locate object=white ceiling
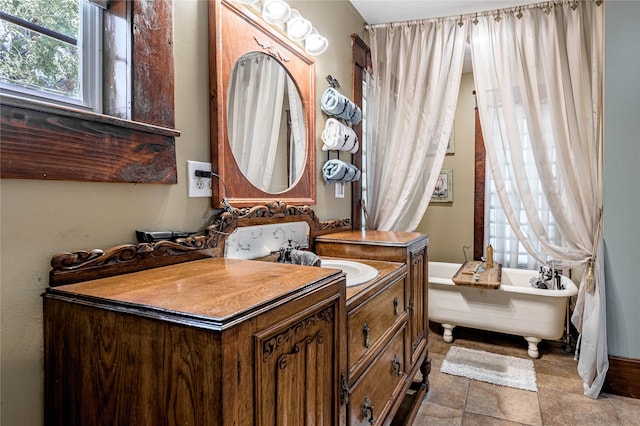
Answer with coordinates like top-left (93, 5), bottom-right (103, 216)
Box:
top-left (349, 0), bottom-right (537, 25)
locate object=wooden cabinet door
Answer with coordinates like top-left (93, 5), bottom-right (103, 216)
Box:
top-left (254, 292), bottom-right (346, 425)
top-left (409, 246), bottom-right (428, 365)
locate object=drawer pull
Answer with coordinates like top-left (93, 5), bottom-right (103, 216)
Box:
top-left (363, 323), bottom-right (370, 348)
top-left (393, 297), bottom-right (399, 316)
top-left (340, 374), bottom-right (350, 405)
top-left (362, 397), bottom-right (376, 424)
top-left (392, 354), bottom-right (403, 376)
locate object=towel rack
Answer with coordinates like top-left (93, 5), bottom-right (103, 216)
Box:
top-left (326, 149), bottom-right (340, 162)
top-left (326, 74), bottom-right (340, 89)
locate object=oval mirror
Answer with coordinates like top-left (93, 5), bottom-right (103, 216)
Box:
top-left (227, 52), bottom-right (306, 193)
top-left (208, 0), bottom-right (316, 207)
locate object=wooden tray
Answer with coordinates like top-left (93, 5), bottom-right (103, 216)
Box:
top-left (451, 261), bottom-right (502, 289)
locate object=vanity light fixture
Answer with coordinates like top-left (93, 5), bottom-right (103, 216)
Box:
top-left (286, 9), bottom-right (313, 41)
top-left (261, 0), bottom-right (291, 25)
top-left (305, 27), bottom-right (328, 56)
top-left (236, 0), bottom-right (328, 55)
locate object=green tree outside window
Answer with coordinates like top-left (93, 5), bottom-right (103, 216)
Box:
top-left (0, 0), bottom-right (81, 100)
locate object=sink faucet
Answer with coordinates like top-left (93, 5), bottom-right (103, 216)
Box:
top-left (271, 239), bottom-right (300, 263)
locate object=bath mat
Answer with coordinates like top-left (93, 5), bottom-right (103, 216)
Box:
top-left (441, 346), bottom-right (537, 392)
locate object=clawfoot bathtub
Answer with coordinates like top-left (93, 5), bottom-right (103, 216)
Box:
top-left (428, 262), bottom-right (578, 358)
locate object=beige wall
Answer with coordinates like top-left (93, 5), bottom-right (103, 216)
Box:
top-left (288, 0), bottom-right (365, 220)
top-left (0, 1), bottom-right (364, 424)
top-left (415, 72), bottom-right (476, 264)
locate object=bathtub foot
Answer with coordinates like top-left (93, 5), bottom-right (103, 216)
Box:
top-left (524, 337), bottom-right (541, 358)
top-left (442, 324), bottom-right (455, 343)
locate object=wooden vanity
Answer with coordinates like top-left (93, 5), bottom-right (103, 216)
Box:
top-left (44, 258), bottom-right (347, 425)
top-left (43, 203), bottom-right (429, 425)
top-left (316, 230), bottom-right (430, 425)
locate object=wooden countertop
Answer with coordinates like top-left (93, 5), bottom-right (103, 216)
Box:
top-left (315, 230), bottom-right (427, 246)
top-left (45, 258), bottom-right (343, 326)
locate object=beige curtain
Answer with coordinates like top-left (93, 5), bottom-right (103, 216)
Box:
top-left (365, 19), bottom-right (466, 231)
top-left (227, 53), bottom-right (286, 192)
top-left (470, 1), bottom-right (605, 398)
top-left (287, 77), bottom-right (305, 187)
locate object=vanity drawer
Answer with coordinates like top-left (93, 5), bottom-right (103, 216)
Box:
top-left (348, 276), bottom-right (406, 374)
top-left (348, 323), bottom-right (408, 425)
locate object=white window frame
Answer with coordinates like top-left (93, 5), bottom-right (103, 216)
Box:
top-left (0, 0), bottom-right (102, 112)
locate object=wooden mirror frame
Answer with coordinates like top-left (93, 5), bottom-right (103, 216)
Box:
top-left (208, 0), bottom-right (316, 207)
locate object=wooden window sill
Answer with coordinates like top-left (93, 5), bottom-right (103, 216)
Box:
top-left (1, 95), bottom-right (180, 184)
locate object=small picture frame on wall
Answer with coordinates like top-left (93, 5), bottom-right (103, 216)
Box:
top-left (446, 124), bottom-right (455, 155)
top-left (432, 169), bottom-right (453, 202)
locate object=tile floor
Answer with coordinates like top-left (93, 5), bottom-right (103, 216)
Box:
top-left (412, 323), bottom-right (640, 425)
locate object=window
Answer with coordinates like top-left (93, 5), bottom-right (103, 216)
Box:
top-left (474, 103), bottom-right (562, 270)
top-left (0, 0), bottom-right (178, 184)
top-left (0, 0), bottom-right (102, 111)
top-left (484, 167), bottom-right (561, 270)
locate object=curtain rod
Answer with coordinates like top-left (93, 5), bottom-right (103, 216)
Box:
top-left (364, 0), bottom-right (602, 30)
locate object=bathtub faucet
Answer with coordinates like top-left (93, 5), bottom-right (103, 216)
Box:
top-left (541, 266), bottom-right (552, 281)
top-left (540, 258), bottom-right (566, 290)
top-left (548, 258), bottom-right (565, 290)
top-left (539, 266), bottom-right (554, 289)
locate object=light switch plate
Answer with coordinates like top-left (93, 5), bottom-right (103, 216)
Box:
top-left (334, 182), bottom-right (345, 198)
top-left (187, 161), bottom-right (212, 197)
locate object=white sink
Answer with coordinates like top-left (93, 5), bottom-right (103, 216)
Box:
top-left (321, 259), bottom-right (379, 287)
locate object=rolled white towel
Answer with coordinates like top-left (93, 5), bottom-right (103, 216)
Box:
top-left (320, 87), bottom-right (362, 125)
top-left (321, 118), bottom-right (359, 153)
top-left (289, 249), bottom-right (321, 267)
top-left (322, 159), bottom-right (361, 184)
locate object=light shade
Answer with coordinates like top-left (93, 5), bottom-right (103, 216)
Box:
top-left (262, 0), bottom-right (291, 25)
top-left (305, 28), bottom-right (328, 56)
top-left (286, 9), bottom-right (312, 41)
